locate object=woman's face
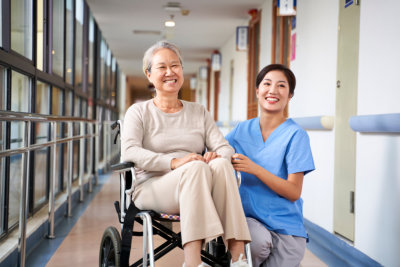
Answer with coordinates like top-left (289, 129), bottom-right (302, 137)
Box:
top-left (146, 48), bottom-right (184, 96)
top-left (256, 70), bottom-right (292, 114)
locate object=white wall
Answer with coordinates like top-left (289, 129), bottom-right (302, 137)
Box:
top-left (258, 0), bottom-right (273, 70)
top-left (354, 1), bottom-right (400, 265)
top-left (289, 0), bottom-right (339, 232)
top-left (218, 27), bottom-right (249, 123)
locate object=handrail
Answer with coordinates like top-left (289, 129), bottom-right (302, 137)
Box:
top-left (0, 110), bottom-right (99, 267)
top-left (216, 116), bottom-right (335, 131)
top-left (0, 110), bottom-right (96, 122)
top-left (349, 113), bottom-right (400, 133)
top-left (292, 116), bottom-right (334, 131)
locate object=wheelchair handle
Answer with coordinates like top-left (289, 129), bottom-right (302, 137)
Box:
top-left (111, 120), bottom-right (119, 130)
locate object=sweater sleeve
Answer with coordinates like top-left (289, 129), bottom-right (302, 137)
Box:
top-left (203, 108), bottom-right (235, 160)
top-left (121, 105), bottom-right (174, 171)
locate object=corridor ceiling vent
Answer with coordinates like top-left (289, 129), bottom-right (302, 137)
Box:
top-left (164, 2), bottom-right (190, 16)
top-left (132, 30), bottom-right (162, 35)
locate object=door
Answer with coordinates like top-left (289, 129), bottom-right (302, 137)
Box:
top-left (334, 0), bottom-right (360, 241)
top-left (247, 10), bottom-right (260, 119)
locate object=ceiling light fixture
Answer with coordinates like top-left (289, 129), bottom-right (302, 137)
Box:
top-left (165, 15), bottom-right (175, 27)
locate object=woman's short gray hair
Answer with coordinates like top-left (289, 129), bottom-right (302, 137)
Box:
top-left (142, 40), bottom-right (183, 75)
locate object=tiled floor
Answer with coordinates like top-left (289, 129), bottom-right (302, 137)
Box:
top-left (45, 173), bottom-right (327, 267)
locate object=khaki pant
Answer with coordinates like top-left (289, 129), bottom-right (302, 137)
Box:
top-left (133, 158), bottom-right (251, 246)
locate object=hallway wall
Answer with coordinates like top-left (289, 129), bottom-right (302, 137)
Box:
top-left (219, 28), bottom-right (249, 123)
top-left (355, 1), bottom-right (400, 265)
top-left (289, 0), bottom-right (339, 234)
top-left (215, 0), bottom-right (399, 266)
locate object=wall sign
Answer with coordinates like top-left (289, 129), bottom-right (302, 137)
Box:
top-left (236, 26), bottom-right (248, 51)
top-left (278, 0), bottom-right (297, 16)
top-left (345, 0), bottom-right (353, 8)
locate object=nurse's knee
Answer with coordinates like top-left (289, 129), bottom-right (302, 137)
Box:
top-left (247, 218), bottom-right (272, 259)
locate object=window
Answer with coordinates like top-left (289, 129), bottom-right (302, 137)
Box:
top-left (52, 86), bottom-right (64, 193)
top-left (75, 0), bottom-right (84, 89)
top-left (11, 71), bottom-right (30, 113)
top-left (88, 14), bottom-right (95, 98)
top-left (65, 0), bottom-right (74, 84)
top-left (34, 81), bottom-right (50, 209)
top-left (0, 2), bottom-right (2, 47)
top-left (111, 57), bottom-right (117, 107)
top-left (52, 0), bottom-right (65, 77)
top-left (0, 66), bottom-right (6, 235)
top-left (99, 38), bottom-right (106, 100)
top-left (37, 0), bottom-right (44, 71)
top-left (11, 0), bottom-right (33, 59)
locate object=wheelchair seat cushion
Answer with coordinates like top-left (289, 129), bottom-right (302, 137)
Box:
top-left (159, 213), bottom-right (180, 221)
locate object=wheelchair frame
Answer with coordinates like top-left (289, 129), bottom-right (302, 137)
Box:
top-left (99, 120), bottom-right (252, 267)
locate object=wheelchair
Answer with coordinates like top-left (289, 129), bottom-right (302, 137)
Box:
top-left (99, 120), bottom-right (252, 267)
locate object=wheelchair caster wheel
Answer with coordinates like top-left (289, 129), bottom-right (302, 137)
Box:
top-left (99, 226), bottom-right (122, 267)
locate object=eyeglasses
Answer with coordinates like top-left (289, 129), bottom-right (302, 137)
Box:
top-left (151, 63), bottom-right (182, 74)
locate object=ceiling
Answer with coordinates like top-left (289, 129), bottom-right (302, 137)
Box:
top-left (86, 0), bottom-right (264, 77)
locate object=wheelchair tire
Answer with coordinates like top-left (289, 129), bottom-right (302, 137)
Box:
top-left (99, 226), bottom-right (122, 267)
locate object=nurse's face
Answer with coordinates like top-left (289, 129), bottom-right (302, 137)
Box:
top-left (146, 48), bottom-right (184, 96)
top-left (256, 70), bottom-right (292, 114)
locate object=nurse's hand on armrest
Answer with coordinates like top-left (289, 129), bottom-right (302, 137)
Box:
top-left (231, 153), bottom-right (259, 175)
top-left (170, 153), bottom-right (206, 170)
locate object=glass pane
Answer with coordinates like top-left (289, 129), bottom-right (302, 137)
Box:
top-left (0, 67), bottom-right (5, 233)
top-left (52, 0), bottom-right (64, 76)
top-left (52, 87), bottom-right (63, 116)
top-left (35, 81), bottom-right (50, 144)
top-left (34, 148), bottom-right (47, 208)
top-left (11, 0), bottom-right (33, 59)
top-left (37, 0), bottom-right (44, 71)
top-left (0, 132), bottom-right (4, 235)
top-left (65, 0), bottom-right (74, 84)
top-left (9, 154), bottom-right (22, 228)
top-left (88, 14), bottom-right (95, 113)
top-left (111, 58), bottom-right (116, 107)
top-left (65, 90), bottom-right (73, 116)
top-left (0, 2), bottom-right (2, 47)
top-left (0, 66), bottom-right (5, 110)
top-left (99, 38), bottom-right (106, 99)
top-left (74, 0), bottom-right (84, 89)
top-left (63, 143), bottom-right (68, 189)
top-left (11, 71), bottom-right (30, 112)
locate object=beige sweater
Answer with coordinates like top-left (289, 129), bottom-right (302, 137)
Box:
top-left (121, 99), bottom-right (234, 184)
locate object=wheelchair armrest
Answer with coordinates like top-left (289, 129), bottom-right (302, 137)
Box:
top-left (111, 162), bottom-right (135, 172)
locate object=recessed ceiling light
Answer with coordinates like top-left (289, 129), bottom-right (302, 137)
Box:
top-left (165, 15), bottom-right (175, 27)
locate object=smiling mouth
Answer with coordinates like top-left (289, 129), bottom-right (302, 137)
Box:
top-left (164, 79), bottom-right (177, 83)
top-left (266, 97), bottom-right (278, 102)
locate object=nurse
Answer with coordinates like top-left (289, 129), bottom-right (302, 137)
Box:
top-left (225, 64), bottom-right (315, 267)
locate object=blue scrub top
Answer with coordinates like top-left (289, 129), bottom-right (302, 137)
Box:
top-left (226, 118), bottom-right (315, 238)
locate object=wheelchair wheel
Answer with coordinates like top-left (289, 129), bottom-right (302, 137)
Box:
top-left (99, 226), bottom-right (121, 267)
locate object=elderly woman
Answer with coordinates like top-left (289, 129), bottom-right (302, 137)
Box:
top-left (121, 40), bottom-right (251, 267)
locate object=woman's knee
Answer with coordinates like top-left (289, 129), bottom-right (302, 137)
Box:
top-left (208, 157), bottom-right (231, 169)
top-left (180, 160), bottom-right (212, 183)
